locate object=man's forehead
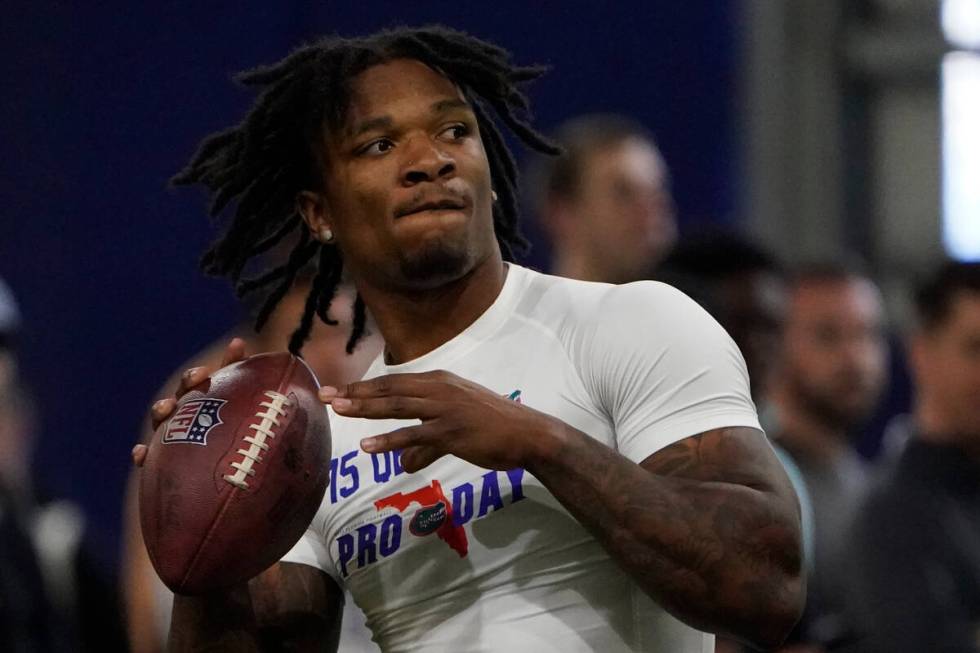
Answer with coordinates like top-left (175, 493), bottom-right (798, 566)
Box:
top-left (791, 283), bottom-right (884, 326)
top-left (949, 291), bottom-right (980, 322)
top-left (342, 59), bottom-right (469, 130)
top-left (585, 137), bottom-right (668, 185)
top-left (344, 98), bottom-right (471, 140)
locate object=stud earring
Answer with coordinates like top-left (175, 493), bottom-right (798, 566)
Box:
top-left (319, 227), bottom-right (334, 243)
top-left (491, 190), bottom-right (498, 202)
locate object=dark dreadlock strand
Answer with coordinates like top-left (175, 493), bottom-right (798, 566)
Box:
top-left (288, 246), bottom-right (342, 355)
top-left (345, 293), bottom-right (367, 355)
top-left (469, 98), bottom-right (526, 261)
top-left (235, 264), bottom-right (290, 298)
top-left (174, 25), bottom-right (560, 355)
top-left (247, 215), bottom-right (302, 262)
top-left (171, 129), bottom-right (238, 186)
top-left (253, 230), bottom-right (318, 332)
top-left (314, 246), bottom-right (343, 327)
top-left (232, 218), bottom-right (304, 297)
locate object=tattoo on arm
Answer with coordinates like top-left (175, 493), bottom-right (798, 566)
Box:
top-left (529, 425), bottom-right (803, 649)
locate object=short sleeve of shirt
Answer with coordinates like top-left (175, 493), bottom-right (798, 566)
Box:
top-left (581, 281), bottom-right (761, 463)
top-left (280, 525), bottom-right (342, 586)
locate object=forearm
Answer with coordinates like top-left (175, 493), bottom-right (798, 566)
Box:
top-left (169, 585), bottom-right (262, 652)
top-left (167, 563), bottom-right (341, 653)
top-left (526, 422), bottom-right (803, 649)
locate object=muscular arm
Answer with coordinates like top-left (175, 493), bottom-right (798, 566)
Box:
top-left (168, 562), bottom-right (343, 652)
top-left (527, 424), bottom-right (804, 650)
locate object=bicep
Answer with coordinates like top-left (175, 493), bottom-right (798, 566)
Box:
top-left (585, 283), bottom-right (760, 463)
top-left (640, 426), bottom-right (805, 594)
top-left (250, 561), bottom-right (345, 653)
top-left (640, 426), bottom-right (799, 512)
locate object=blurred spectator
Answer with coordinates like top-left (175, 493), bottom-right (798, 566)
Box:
top-left (845, 261), bottom-right (980, 653)
top-left (770, 262), bottom-right (888, 648)
top-left (533, 114), bottom-right (677, 283)
top-left (658, 230), bottom-right (788, 402)
top-left (659, 230), bottom-right (815, 653)
top-left (0, 278), bottom-right (31, 506)
top-left (0, 279), bottom-right (20, 352)
top-left (0, 278), bottom-right (76, 652)
top-left (121, 276), bottom-right (381, 653)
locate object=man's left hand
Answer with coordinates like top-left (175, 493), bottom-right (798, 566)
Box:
top-left (318, 371), bottom-right (561, 473)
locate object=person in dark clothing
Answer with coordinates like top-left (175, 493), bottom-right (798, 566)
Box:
top-left (0, 279), bottom-right (67, 652)
top-left (846, 260), bottom-right (980, 653)
top-left (0, 474), bottom-right (58, 653)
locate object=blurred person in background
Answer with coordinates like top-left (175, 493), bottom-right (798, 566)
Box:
top-left (0, 280), bottom-right (32, 506)
top-left (658, 230), bottom-right (817, 653)
top-left (0, 277), bottom-right (77, 652)
top-left (658, 230), bottom-right (788, 404)
top-left (534, 113), bottom-right (677, 283)
top-left (845, 261), bottom-right (980, 653)
top-left (769, 262), bottom-right (889, 649)
top-left (122, 273), bottom-right (381, 653)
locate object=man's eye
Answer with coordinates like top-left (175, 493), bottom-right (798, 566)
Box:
top-left (440, 124), bottom-right (470, 140)
top-left (361, 139), bottom-right (394, 156)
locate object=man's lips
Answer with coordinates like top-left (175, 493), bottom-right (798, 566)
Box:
top-left (394, 198), bottom-right (467, 219)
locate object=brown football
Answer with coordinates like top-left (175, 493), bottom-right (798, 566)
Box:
top-left (139, 352), bottom-right (330, 595)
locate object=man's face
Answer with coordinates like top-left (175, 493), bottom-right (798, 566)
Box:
top-left (912, 291), bottom-right (980, 437)
top-left (568, 138), bottom-right (676, 282)
top-left (718, 271), bottom-right (787, 402)
top-left (782, 277), bottom-right (888, 431)
top-left (308, 59), bottom-right (497, 292)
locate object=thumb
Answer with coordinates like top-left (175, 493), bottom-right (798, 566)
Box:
top-left (131, 444), bottom-right (148, 468)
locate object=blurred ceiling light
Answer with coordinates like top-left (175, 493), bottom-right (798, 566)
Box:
top-left (942, 51), bottom-right (980, 261)
top-left (942, 0), bottom-right (980, 50)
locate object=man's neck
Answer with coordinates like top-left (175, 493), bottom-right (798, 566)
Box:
top-left (552, 249), bottom-right (606, 283)
top-left (915, 403), bottom-right (980, 466)
top-left (359, 253), bottom-right (508, 365)
top-left (772, 391), bottom-right (850, 465)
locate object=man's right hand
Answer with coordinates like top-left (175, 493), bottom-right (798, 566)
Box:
top-left (131, 337), bottom-right (248, 468)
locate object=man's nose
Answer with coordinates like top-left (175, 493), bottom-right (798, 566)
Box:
top-left (401, 138), bottom-right (456, 185)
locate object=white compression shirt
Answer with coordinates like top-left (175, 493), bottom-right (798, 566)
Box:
top-left (283, 264), bottom-right (762, 652)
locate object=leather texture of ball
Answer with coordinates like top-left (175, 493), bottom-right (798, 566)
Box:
top-left (139, 352), bottom-right (330, 595)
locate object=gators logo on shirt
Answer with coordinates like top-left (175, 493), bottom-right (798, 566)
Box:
top-left (375, 480), bottom-right (468, 556)
top-left (409, 501), bottom-right (448, 536)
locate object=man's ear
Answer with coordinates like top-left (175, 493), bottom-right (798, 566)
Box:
top-left (296, 191), bottom-right (332, 239)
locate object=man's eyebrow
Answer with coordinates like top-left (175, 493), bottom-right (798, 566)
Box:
top-left (349, 115), bottom-right (393, 139)
top-left (348, 99), bottom-right (472, 139)
top-left (431, 98), bottom-right (471, 114)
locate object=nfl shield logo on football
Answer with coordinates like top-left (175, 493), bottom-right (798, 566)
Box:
top-left (162, 399), bottom-right (226, 446)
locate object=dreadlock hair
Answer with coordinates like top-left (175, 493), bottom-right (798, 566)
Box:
top-left (173, 26), bottom-right (560, 356)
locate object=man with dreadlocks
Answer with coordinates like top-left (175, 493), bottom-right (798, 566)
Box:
top-left (139, 26), bottom-right (803, 652)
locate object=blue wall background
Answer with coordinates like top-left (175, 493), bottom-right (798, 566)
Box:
top-left (0, 1), bottom-right (737, 574)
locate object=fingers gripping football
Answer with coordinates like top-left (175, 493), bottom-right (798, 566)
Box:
top-left (135, 338), bottom-right (249, 467)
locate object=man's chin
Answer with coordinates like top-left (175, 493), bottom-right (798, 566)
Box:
top-left (398, 242), bottom-right (472, 287)
top-left (805, 393), bottom-right (874, 434)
